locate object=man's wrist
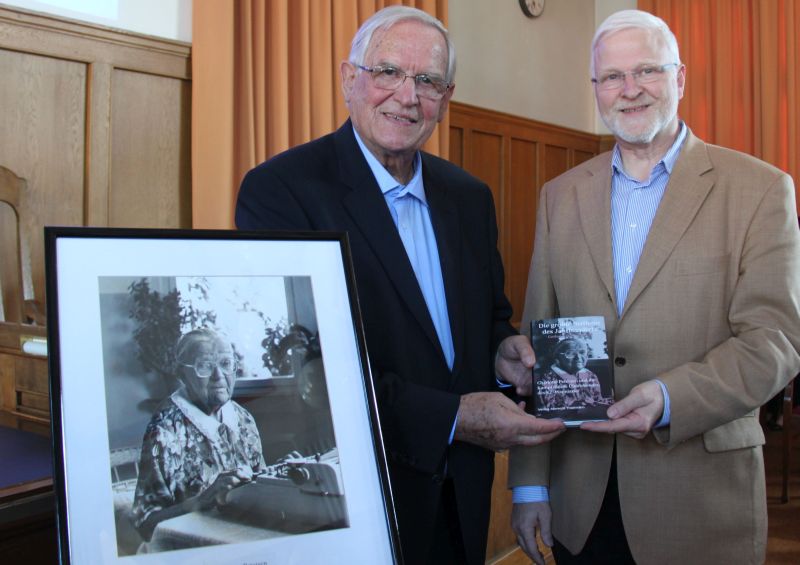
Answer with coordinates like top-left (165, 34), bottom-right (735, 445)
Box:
top-left (494, 349), bottom-right (510, 385)
top-left (512, 485), bottom-right (549, 503)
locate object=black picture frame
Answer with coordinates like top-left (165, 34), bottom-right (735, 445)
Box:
top-left (45, 227), bottom-right (401, 564)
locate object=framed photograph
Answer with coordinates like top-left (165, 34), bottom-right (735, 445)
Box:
top-left (45, 227), bottom-right (401, 564)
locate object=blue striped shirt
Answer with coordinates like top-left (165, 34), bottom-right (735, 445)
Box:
top-left (611, 123), bottom-right (687, 314)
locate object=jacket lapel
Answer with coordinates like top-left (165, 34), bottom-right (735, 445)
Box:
top-left (333, 122), bottom-right (444, 363)
top-left (575, 154), bottom-right (617, 308)
top-left (621, 130), bottom-right (714, 317)
top-left (423, 158), bottom-right (464, 376)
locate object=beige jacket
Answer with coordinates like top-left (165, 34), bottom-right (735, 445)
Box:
top-left (509, 130), bottom-right (800, 565)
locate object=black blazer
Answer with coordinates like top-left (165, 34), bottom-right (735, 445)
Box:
top-left (236, 121), bottom-right (517, 564)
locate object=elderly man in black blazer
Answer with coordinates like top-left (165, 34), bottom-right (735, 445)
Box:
top-left (236, 6), bottom-right (564, 564)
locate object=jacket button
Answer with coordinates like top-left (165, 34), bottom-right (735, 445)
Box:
top-left (432, 474), bottom-right (444, 485)
top-left (614, 356), bottom-right (626, 367)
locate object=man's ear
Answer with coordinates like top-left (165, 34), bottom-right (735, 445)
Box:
top-left (676, 64), bottom-right (687, 100)
top-left (340, 61), bottom-right (356, 103)
top-left (436, 83), bottom-right (455, 123)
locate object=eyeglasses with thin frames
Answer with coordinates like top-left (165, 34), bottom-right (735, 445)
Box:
top-left (355, 63), bottom-right (452, 100)
top-left (180, 356), bottom-right (237, 378)
top-left (591, 63), bottom-right (680, 91)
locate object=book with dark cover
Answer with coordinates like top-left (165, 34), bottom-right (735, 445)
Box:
top-left (530, 316), bottom-right (614, 426)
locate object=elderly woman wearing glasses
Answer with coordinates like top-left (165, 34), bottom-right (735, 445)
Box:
top-left (131, 328), bottom-right (266, 541)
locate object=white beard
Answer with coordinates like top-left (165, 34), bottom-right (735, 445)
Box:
top-left (601, 94), bottom-right (678, 145)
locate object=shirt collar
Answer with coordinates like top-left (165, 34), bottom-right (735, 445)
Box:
top-left (611, 120), bottom-right (688, 180)
top-left (353, 127), bottom-right (427, 204)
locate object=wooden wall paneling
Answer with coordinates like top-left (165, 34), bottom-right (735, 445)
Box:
top-left (108, 69), bottom-right (191, 228)
top-left (573, 149), bottom-right (596, 167)
top-left (449, 125), bottom-right (464, 168)
top-left (598, 134), bottom-right (617, 154)
top-left (0, 4), bottom-right (191, 311)
top-left (543, 144), bottom-right (569, 184)
top-left (506, 138), bottom-right (538, 328)
top-left (0, 323), bottom-right (47, 416)
top-left (0, 47), bottom-right (87, 312)
top-left (0, 7), bottom-right (190, 77)
top-left (0, 5), bottom-right (191, 422)
top-left (15, 391), bottom-right (49, 419)
top-left (465, 131), bottom-right (504, 226)
top-left (449, 102), bottom-right (604, 328)
top-left (86, 62), bottom-right (113, 226)
top-left (0, 354), bottom-right (15, 413)
top-left (0, 202), bottom-right (23, 324)
top-left (485, 451), bottom-right (515, 562)
top-left (15, 352), bottom-right (49, 421)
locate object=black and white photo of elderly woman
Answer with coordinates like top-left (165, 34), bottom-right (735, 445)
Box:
top-left (535, 337), bottom-right (610, 411)
top-left (131, 328), bottom-right (266, 541)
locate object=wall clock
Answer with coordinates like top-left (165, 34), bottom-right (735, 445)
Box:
top-left (519, 0), bottom-right (545, 18)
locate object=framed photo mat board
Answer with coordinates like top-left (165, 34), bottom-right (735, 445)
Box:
top-left (45, 227), bottom-right (401, 564)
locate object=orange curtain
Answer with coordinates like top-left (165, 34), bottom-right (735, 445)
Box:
top-left (192, 0), bottom-right (449, 229)
top-left (639, 0), bottom-right (800, 213)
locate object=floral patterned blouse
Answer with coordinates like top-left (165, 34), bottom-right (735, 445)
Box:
top-left (131, 387), bottom-right (266, 532)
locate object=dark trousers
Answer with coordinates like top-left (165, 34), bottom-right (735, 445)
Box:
top-left (553, 449), bottom-right (636, 565)
top-left (427, 478), bottom-right (468, 564)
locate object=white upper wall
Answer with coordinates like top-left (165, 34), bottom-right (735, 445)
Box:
top-left (0, 0), bottom-right (191, 42)
top-left (448, 0), bottom-right (635, 134)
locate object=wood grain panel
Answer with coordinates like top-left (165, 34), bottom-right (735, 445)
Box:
top-left (0, 6), bottom-right (190, 77)
top-left (449, 126), bottom-right (464, 168)
top-left (599, 134), bottom-right (616, 154)
top-left (449, 102), bottom-right (605, 328)
top-left (14, 356), bottom-right (48, 395)
top-left (467, 131), bottom-right (504, 224)
top-left (0, 48), bottom-right (86, 308)
top-left (0, 202), bottom-right (22, 323)
top-left (16, 416), bottom-right (51, 436)
top-left (0, 354), bottom-right (14, 412)
top-left (544, 144), bottom-right (569, 184)
top-left (486, 451), bottom-right (514, 560)
top-left (574, 149), bottom-right (595, 167)
top-left (506, 138), bottom-right (538, 328)
top-left (16, 391), bottom-right (49, 415)
top-left (0, 5), bottom-right (191, 421)
top-left (109, 69), bottom-right (191, 228)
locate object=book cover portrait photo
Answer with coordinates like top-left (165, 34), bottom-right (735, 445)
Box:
top-left (530, 316), bottom-right (614, 425)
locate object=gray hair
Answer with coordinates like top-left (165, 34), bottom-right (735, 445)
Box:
top-left (175, 327), bottom-right (231, 364)
top-left (348, 5), bottom-right (456, 83)
top-left (591, 9), bottom-right (681, 77)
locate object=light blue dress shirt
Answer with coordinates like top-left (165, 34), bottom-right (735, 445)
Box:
top-left (352, 130), bottom-right (455, 371)
top-left (513, 124), bottom-right (687, 504)
top-left (611, 123), bottom-right (687, 316)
